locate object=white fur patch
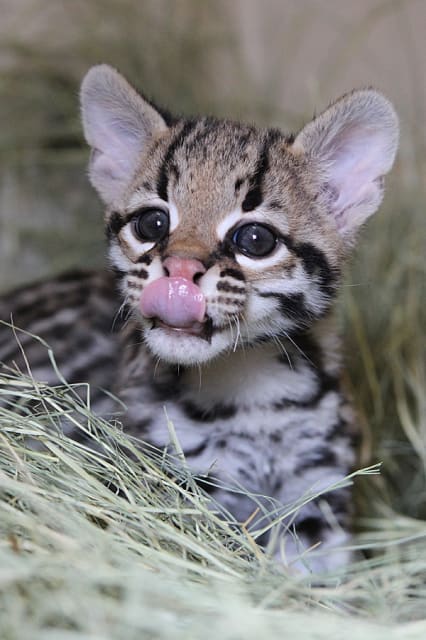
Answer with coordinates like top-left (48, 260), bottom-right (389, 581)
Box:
top-left (109, 242), bottom-right (134, 272)
top-left (144, 325), bottom-right (232, 365)
top-left (216, 208), bottom-right (244, 241)
top-left (198, 265), bottom-right (222, 297)
top-left (119, 224), bottom-right (155, 259)
top-left (168, 199), bottom-right (180, 233)
top-left (145, 256), bottom-right (165, 284)
top-left (185, 343), bottom-right (318, 409)
top-left (127, 194), bottom-right (168, 212)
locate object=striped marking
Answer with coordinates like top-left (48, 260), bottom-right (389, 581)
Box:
top-left (156, 119), bottom-right (197, 201)
top-left (241, 129), bottom-right (281, 212)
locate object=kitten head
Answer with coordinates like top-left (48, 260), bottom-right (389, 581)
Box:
top-left (80, 64), bottom-right (399, 365)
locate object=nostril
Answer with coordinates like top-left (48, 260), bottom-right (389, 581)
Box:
top-left (163, 256), bottom-right (206, 282)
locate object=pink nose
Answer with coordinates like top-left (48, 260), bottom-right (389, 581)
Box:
top-left (163, 256), bottom-right (206, 282)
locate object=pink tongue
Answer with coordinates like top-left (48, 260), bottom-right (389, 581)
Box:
top-left (140, 277), bottom-right (206, 328)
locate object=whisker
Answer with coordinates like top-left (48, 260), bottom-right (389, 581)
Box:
top-left (153, 356), bottom-right (162, 378)
top-left (232, 316), bottom-right (241, 352)
top-left (282, 330), bottom-right (312, 366)
top-left (112, 296), bottom-right (132, 331)
top-left (273, 335), bottom-right (293, 368)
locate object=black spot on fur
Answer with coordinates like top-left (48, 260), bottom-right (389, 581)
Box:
top-left (128, 268), bottom-right (149, 279)
top-left (259, 291), bottom-right (313, 326)
top-left (195, 475), bottom-right (219, 495)
top-left (137, 254), bottom-right (153, 265)
top-left (268, 200), bottom-right (283, 211)
top-left (273, 374), bottom-right (338, 411)
top-left (106, 212), bottom-right (126, 239)
top-left (219, 268), bottom-right (245, 281)
top-left (296, 516), bottom-right (323, 539)
top-left (234, 177), bottom-right (245, 194)
top-left (297, 447), bottom-right (338, 473)
top-left (216, 281), bottom-right (245, 294)
top-left (183, 440), bottom-right (209, 458)
top-left (182, 401), bottom-right (237, 423)
top-left (284, 238), bottom-right (340, 297)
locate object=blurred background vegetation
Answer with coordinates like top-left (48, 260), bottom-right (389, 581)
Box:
top-left (0, 0), bottom-right (425, 525)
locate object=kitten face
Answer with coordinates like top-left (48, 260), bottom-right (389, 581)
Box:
top-left (80, 65), bottom-right (398, 366)
top-left (106, 119), bottom-right (342, 365)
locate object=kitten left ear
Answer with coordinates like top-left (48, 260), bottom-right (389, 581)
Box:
top-left (80, 64), bottom-right (168, 206)
top-left (292, 89), bottom-right (399, 240)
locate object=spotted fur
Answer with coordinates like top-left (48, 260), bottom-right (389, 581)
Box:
top-left (0, 65), bottom-right (399, 573)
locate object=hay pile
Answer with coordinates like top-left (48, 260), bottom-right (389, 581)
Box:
top-left (1, 360), bottom-right (426, 639)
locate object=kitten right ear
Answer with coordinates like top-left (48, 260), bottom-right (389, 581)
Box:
top-left (292, 89), bottom-right (399, 241)
top-left (80, 65), bottom-right (168, 205)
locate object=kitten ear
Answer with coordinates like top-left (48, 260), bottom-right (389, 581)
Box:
top-left (292, 90), bottom-right (399, 240)
top-left (80, 64), bottom-right (168, 205)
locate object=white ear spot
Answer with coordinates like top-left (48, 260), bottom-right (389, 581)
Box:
top-left (80, 64), bottom-right (168, 206)
top-left (293, 90), bottom-right (399, 240)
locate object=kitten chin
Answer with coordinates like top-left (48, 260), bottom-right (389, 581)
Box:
top-left (143, 324), bottom-right (232, 365)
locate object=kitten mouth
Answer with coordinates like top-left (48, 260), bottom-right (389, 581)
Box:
top-left (151, 318), bottom-right (213, 342)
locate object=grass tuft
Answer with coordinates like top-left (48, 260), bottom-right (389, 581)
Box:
top-left (1, 366), bottom-right (426, 639)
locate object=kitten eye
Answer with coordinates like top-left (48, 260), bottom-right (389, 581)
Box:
top-left (132, 208), bottom-right (169, 243)
top-left (231, 223), bottom-right (277, 258)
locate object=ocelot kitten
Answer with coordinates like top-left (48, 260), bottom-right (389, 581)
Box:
top-left (0, 65), bottom-right (398, 573)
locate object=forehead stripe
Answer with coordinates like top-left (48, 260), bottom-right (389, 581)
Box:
top-left (156, 118), bottom-right (197, 202)
top-left (241, 128), bottom-right (281, 213)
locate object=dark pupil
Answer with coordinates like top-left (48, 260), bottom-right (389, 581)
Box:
top-left (133, 209), bottom-right (169, 242)
top-left (232, 224), bottom-right (277, 257)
